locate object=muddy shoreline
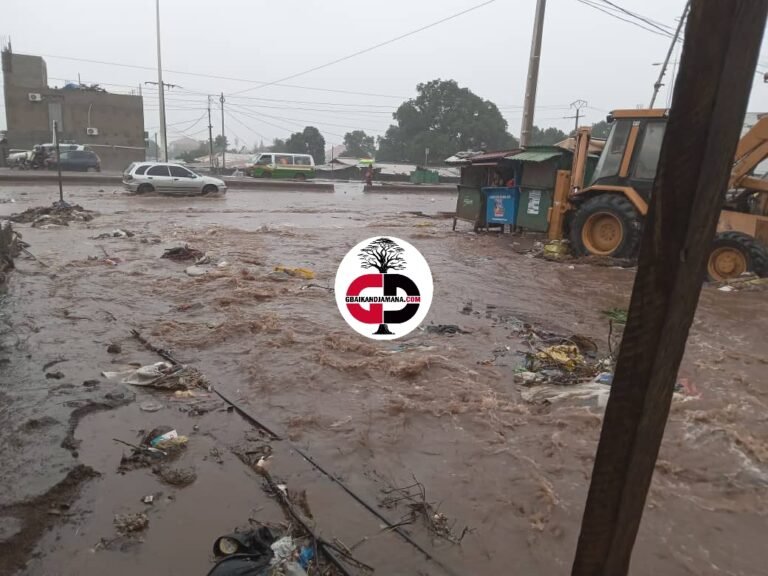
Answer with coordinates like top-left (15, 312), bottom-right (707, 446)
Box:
top-left (0, 184), bottom-right (766, 576)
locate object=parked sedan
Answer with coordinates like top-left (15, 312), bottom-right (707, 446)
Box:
top-left (122, 162), bottom-right (227, 196)
top-left (48, 149), bottom-right (101, 172)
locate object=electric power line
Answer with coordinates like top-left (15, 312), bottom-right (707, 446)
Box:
top-left (225, 110), bottom-right (269, 143)
top-left (573, 0), bottom-right (677, 38)
top-left (229, 0), bottom-right (498, 96)
top-left (228, 107), bottom-right (347, 140)
top-left (596, 0), bottom-right (679, 35)
top-left (226, 102), bottom-right (389, 133)
top-left (37, 53), bottom-right (408, 100)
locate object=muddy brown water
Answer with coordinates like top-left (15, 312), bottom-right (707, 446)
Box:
top-left (0, 184), bottom-right (766, 576)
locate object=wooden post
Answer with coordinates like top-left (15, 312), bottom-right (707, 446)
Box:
top-left (571, 2), bottom-right (768, 575)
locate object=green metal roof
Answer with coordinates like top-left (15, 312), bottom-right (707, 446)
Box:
top-left (505, 150), bottom-right (563, 162)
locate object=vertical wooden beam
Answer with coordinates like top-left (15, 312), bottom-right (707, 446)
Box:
top-left (571, 2), bottom-right (768, 575)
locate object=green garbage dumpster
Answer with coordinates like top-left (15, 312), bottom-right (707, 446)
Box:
top-left (453, 185), bottom-right (484, 230)
top-left (517, 188), bottom-right (553, 232)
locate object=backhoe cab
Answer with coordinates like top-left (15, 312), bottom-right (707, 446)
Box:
top-left (561, 109), bottom-right (768, 280)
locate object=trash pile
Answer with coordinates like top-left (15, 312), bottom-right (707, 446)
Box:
top-left (512, 323), bottom-right (613, 406)
top-left (103, 361), bottom-right (208, 391)
top-left (0, 221), bottom-right (22, 280)
top-left (234, 446), bottom-right (372, 576)
top-left (714, 274), bottom-right (768, 292)
top-left (380, 478), bottom-right (468, 544)
top-left (9, 201), bottom-right (95, 228)
top-left (92, 228), bottom-right (134, 239)
top-left (161, 245), bottom-right (204, 262)
top-left (209, 525), bottom-right (317, 576)
top-left (115, 425), bottom-right (190, 474)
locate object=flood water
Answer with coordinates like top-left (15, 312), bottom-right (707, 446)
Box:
top-left (0, 184), bottom-right (766, 576)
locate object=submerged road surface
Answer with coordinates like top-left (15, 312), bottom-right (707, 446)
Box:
top-left (0, 184), bottom-right (766, 576)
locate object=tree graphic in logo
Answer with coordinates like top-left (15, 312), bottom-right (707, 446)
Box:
top-left (358, 237), bottom-right (406, 335)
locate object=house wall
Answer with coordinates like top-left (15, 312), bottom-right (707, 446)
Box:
top-left (2, 51), bottom-right (145, 170)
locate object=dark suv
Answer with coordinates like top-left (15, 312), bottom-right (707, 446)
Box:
top-left (49, 149), bottom-right (101, 172)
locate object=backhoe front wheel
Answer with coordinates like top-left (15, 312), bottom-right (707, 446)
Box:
top-left (707, 231), bottom-right (768, 281)
top-left (570, 194), bottom-right (642, 258)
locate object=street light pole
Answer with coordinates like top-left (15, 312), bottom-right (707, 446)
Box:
top-left (650, 0), bottom-right (690, 108)
top-left (155, 0), bottom-right (168, 162)
top-left (207, 96), bottom-right (214, 171)
top-left (220, 93), bottom-right (226, 171)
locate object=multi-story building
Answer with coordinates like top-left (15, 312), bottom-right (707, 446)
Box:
top-left (2, 49), bottom-right (145, 170)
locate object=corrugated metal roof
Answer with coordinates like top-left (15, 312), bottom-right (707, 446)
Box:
top-left (505, 150), bottom-right (562, 162)
top-left (467, 149), bottom-right (521, 163)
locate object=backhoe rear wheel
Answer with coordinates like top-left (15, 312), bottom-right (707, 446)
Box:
top-left (570, 194), bottom-right (642, 258)
top-left (707, 231), bottom-right (768, 281)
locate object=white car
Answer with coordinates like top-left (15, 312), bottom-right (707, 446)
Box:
top-left (122, 162), bottom-right (227, 196)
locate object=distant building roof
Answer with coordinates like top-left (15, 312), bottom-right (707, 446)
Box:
top-left (506, 149), bottom-right (563, 163)
top-left (554, 136), bottom-right (605, 155)
top-left (445, 149), bottom-right (522, 165)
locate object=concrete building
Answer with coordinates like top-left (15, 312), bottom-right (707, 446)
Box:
top-left (2, 49), bottom-right (145, 170)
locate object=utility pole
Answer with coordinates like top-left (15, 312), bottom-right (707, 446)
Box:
top-left (220, 92), bottom-right (226, 171)
top-left (564, 99), bottom-right (588, 134)
top-left (649, 0), bottom-right (690, 108)
top-left (155, 0), bottom-right (168, 162)
top-left (207, 96), bottom-right (214, 172)
top-left (53, 120), bottom-right (63, 204)
top-left (520, 0), bottom-right (547, 148)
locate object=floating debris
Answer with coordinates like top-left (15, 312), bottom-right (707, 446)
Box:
top-left (113, 512), bottom-right (149, 534)
top-left (274, 265), bottom-right (315, 280)
top-left (161, 245), bottom-right (204, 262)
top-left (9, 202), bottom-right (95, 227)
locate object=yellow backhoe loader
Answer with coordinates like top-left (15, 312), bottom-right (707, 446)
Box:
top-left (549, 109), bottom-right (768, 280)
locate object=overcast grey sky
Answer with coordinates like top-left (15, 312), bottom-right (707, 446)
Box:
top-left (3, 0), bottom-right (768, 149)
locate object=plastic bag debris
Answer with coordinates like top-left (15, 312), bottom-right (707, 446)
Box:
top-left (92, 229), bottom-right (134, 239)
top-left (298, 546), bottom-right (315, 569)
top-left (102, 362), bottom-right (205, 390)
top-left (521, 381), bottom-right (610, 406)
top-left (185, 265), bottom-right (207, 277)
top-left (543, 240), bottom-right (569, 260)
top-left (594, 372), bottom-right (613, 385)
top-left (274, 265), bottom-right (315, 279)
top-left (139, 400), bottom-right (164, 412)
top-left (150, 429), bottom-right (178, 447)
top-left (103, 361), bottom-right (173, 384)
top-left (535, 345), bottom-right (584, 371)
top-left (283, 563), bottom-right (308, 576)
top-left (270, 536), bottom-right (297, 565)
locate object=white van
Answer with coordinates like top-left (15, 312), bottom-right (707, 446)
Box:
top-left (249, 153), bottom-right (316, 180)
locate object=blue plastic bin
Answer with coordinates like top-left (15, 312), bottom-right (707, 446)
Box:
top-left (482, 187), bottom-right (519, 226)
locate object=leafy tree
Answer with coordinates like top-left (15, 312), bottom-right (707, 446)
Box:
top-left (285, 126), bottom-right (326, 163)
top-left (343, 130), bottom-right (376, 158)
top-left (214, 134), bottom-right (228, 152)
top-left (269, 138), bottom-right (287, 152)
top-left (529, 126), bottom-right (568, 146)
top-left (376, 79), bottom-right (517, 163)
top-left (178, 141), bottom-right (210, 163)
top-left (590, 120), bottom-right (611, 139)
